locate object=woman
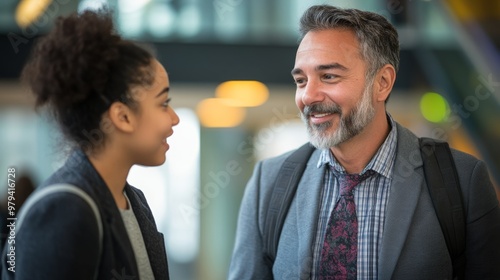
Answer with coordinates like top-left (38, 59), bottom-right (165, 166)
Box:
top-left (2, 10), bottom-right (178, 279)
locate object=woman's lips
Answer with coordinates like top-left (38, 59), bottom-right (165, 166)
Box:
top-left (161, 138), bottom-right (169, 150)
top-left (162, 130), bottom-right (174, 149)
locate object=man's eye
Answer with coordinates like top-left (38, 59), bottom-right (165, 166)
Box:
top-left (294, 78), bottom-right (306, 85)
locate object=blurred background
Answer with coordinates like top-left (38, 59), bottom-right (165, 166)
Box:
top-left (0, 0), bottom-right (499, 279)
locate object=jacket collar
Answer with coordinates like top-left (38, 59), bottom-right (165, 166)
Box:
top-left (378, 123), bottom-right (425, 279)
top-left (297, 122), bottom-right (425, 278)
top-left (60, 149), bottom-right (140, 277)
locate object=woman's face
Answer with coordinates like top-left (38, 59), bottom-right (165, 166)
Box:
top-left (127, 59), bottom-right (179, 166)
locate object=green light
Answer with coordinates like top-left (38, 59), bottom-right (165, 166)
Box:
top-left (420, 92), bottom-right (449, 123)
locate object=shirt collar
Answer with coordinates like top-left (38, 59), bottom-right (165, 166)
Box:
top-left (317, 113), bottom-right (398, 179)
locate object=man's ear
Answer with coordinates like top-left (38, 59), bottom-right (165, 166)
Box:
top-left (107, 102), bottom-right (136, 133)
top-left (374, 64), bottom-right (396, 103)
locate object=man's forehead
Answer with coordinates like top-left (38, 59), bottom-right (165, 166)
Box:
top-left (295, 30), bottom-right (362, 65)
top-left (298, 29), bottom-right (359, 52)
top-left (295, 46), bottom-right (361, 67)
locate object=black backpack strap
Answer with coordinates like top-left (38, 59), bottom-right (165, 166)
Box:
top-left (263, 143), bottom-right (316, 264)
top-left (419, 137), bottom-right (466, 279)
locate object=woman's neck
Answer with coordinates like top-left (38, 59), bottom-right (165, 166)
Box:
top-left (87, 147), bottom-right (132, 209)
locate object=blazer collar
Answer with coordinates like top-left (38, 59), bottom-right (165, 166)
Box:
top-left (66, 150), bottom-right (169, 278)
top-left (378, 123), bottom-right (425, 279)
top-left (295, 148), bottom-right (326, 272)
top-left (289, 122), bottom-right (424, 278)
top-left (125, 186), bottom-right (170, 278)
top-left (63, 149), bottom-right (140, 277)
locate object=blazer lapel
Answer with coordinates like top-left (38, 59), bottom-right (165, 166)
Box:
top-left (126, 187), bottom-right (169, 279)
top-left (378, 124), bottom-right (425, 279)
top-left (295, 149), bottom-right (325, 271)
top-left (99, 189), bottom-right (140, 277)
top-left (72, 151), bottom-right (140, 277)
top-left (107, 209), bottom-right (141, 276)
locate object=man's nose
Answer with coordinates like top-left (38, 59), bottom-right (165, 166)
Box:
top-left (301, 79), bottom-right (325, 106)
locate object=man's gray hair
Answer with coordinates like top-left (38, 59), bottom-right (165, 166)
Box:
top-left (299, 5), bottom-right (400, 79)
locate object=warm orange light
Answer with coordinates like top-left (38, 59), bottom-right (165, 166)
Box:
top-left (215, 80), bottom-right (269, 107)
top-left (16, 0), bottom-right (52, 28)
top-left (196, 98), bottom-right (246, 128)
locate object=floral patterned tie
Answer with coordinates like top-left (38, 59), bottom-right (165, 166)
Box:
top-left (319, 169), bottom-right (375, 280)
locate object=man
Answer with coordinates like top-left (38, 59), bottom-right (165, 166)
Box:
top-left (229, 5), bottom-right (500, 280)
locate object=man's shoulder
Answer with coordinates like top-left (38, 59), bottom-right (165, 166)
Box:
top-left (449, 147), bottom-right (480, 164)
top-left (258, 143), bottom-right (320, 168)
top-left (449, 148), bottom-right (484, 182)
top-left (253, 144), bottom-right (321, 185)
top-left (396, 122), bottom-right (486, 184)
top-left (395, 122), bottom-right (481, 164)
top-left (259, 149), bottom-right (296, 166)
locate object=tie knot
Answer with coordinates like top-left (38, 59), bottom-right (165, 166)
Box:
top-left (335, 169), bottom-right (375, 196)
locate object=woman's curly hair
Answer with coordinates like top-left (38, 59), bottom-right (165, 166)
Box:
top-left (22, 10), bottom-right (154, 151)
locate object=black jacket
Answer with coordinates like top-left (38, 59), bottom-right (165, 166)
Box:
top-left (1, 149), bottom-right (170, 279)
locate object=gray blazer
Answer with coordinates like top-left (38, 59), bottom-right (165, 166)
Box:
top-left (229, 123), bottom-right (500, 280)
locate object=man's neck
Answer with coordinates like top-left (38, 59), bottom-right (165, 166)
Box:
top-left (330, 113), bottom-right (390, 174)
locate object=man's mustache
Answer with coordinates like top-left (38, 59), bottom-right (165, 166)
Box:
top-left (302, 103), bottom-right (342, 117)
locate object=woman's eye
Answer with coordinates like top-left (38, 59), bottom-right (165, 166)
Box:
top-left (162, 98), bottom-right (171, 108)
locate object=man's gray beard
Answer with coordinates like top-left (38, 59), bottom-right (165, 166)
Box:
top-left (301, 84), bottom-right (376, 150)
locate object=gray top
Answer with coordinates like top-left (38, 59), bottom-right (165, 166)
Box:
top-left (120, 193), bottom-right (155, 280)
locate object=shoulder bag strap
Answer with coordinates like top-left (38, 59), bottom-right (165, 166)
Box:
top-left (419, 137), bottom-right (466, 279)
top-left (15, 183), bottom-right (103, 280)
top-left (263, 143), bottom-right (316, 263)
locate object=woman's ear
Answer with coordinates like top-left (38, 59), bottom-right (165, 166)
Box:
top-left (107, 102), bottom-right (136, 133)
top-left (374, 64), bottom-right (396, 103)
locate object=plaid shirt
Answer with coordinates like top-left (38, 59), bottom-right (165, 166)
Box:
top-left (311, 115), bottom-right (398, 279)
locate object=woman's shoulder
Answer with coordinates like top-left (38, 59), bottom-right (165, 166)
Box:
top-left (20, 184), bottom-right (99, 224)
top-left (11, 184), bottom-right (101, 279)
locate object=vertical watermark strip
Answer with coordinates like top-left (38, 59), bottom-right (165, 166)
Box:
top-left (6, 167), bottom-right (17, 272)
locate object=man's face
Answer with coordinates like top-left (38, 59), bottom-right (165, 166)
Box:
top-left (292, 29), bottom-right (375, 149)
